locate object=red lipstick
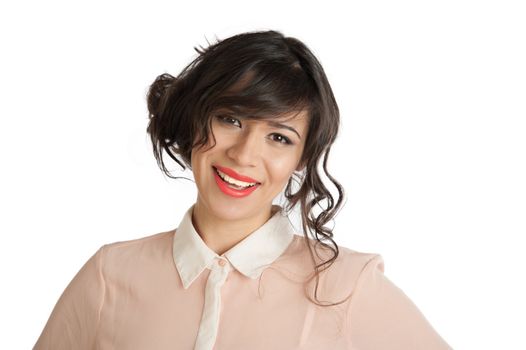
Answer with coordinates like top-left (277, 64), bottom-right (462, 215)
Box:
top-left (214, 165), bottom-right (260, 183)
top-left (213, 171), bottom-right (259, 198)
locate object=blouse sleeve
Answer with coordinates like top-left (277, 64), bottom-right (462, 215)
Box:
top-left (348, 255), bottom-right (453, 349)
top-left (33, 245), bottom-right (106, 350)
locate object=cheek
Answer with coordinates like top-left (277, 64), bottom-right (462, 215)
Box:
top-left (191, 147), bottom-right (209, 179)
top-left (190, 147), bottom-right (201, 167)
top-left (267, 154), bottom-right (300, 183)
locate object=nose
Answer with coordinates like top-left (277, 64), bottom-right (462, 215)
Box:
top-left (226, 129), bottom-right (262, 167)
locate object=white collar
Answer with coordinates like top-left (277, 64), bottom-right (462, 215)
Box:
top-left (172, 204), bottom-right (296, 289)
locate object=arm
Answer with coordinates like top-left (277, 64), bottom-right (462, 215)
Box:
top-left (34, 245), bottom-right (106, 350)
top-left (348, 255), bottom-right (453, 349)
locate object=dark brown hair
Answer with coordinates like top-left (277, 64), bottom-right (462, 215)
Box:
top-left (146, 30), bottom-right (347, 307)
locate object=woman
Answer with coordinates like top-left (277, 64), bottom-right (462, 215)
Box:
top-left (34, 30), bottom-right (452, 349)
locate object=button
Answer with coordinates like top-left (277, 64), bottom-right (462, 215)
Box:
top-left (218, 259), bottom-right (226, 266)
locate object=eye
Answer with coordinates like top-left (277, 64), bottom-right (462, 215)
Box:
top-left (270, 133), bottom-right (293, 145)
top-left (216, 114), bottom-right (241, 128)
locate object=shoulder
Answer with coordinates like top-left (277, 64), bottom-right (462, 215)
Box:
top-left (326, 243), bottom-right (384, 293)
top-left (102, 229), bottom-right (175, 251)
top-left (284, 235), bottom-right (384, 299)
top-left (337, 244), bottom-right (385, 277)
top-left (287, 234), bottom-right (383, 274)
top-left (97, 229), bottom-right (176, 273)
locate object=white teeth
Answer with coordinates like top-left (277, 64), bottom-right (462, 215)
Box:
top-left (215, 168), bottom-right (257, 188)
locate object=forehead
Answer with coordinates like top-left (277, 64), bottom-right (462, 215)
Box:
top-left (214, 69), bottom-right (310, 127)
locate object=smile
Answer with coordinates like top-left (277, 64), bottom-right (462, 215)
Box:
top-left (212, 166), bottom-right (261, 198)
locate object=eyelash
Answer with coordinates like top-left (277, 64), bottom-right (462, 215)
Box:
top-left (216, 115), bottom-right (293, 145)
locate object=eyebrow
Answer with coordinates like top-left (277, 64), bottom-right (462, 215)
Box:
top-left (215, 109), bottom-right (302, 140)
top-left (266, 120), bottom-right (301, 140)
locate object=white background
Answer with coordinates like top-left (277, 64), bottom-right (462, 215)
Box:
top-left (1, 1), bottom-right (525, 349)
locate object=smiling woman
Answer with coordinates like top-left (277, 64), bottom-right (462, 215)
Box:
top-left (34, 30), bottom-right (452, 350)
top-left (190, 107), bottom-right (309, 234)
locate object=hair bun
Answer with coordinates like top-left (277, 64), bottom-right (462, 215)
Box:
top-left (147, 73), bottom-right (176, 118)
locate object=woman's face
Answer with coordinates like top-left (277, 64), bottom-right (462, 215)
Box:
top-left (191, 109), bottom-right (309, 222)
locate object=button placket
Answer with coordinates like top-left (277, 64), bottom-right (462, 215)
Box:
top-left (194, 258), bottom-right (231, 350)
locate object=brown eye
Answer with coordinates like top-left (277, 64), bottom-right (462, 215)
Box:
top-left (217, 115), bottom-right (241, 128)
top-left (270, 133), bottom-right (292, 145)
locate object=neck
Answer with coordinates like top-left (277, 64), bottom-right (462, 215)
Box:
top-left (191, 199), bottom-right (277, 256)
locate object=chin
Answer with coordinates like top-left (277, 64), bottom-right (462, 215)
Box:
top-left (212, 202), bottom-right (257, 221)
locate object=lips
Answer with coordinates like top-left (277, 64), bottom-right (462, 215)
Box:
top-left (212, 166), bottom-right (261, 198)
top-left (213, 165), bottom-right (261, 184)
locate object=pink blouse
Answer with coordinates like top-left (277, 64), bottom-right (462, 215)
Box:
top-left (34, 204), bottom-right (452, 349)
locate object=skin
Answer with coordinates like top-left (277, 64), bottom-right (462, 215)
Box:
top-left (190, 109), bottom-right (309, 255)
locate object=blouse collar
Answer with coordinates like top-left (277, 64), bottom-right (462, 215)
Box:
top-left (172, 204), bottom-right (296, 289)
